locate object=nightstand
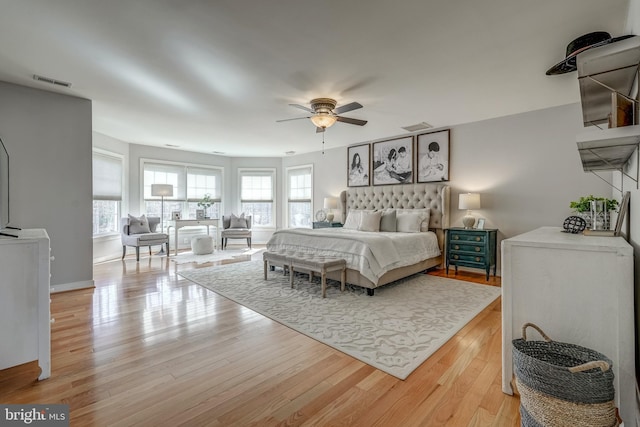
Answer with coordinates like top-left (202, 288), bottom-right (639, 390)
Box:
top-left (312, 222), bottom-right (343, 229)
top-left (445, 227), bottom-right (497, 280)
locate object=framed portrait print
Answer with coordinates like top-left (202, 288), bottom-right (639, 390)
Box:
top-left (171, 211), bottom-right (181, 220)
top-left (196, 209), bottom-right (205, 220)
top-left (476, 218), bottom-right (485, 230)
top-left (347, 143), bottom-right (370, 187)
top-left (416, 129), bottom-right (450, 182)
top-left (371, 136), bottom-right (413, 185)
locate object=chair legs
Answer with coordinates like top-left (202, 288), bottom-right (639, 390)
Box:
top-left (123, 244), bottom-right (169, 261)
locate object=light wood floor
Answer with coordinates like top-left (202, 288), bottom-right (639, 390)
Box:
top-left (0, 246), bottom-right (519, 426)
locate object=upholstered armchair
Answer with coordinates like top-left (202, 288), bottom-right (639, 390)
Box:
top-left (121, 215), bottom-right (169, 261)
top-left (221, 214), bottom-right (252, 249)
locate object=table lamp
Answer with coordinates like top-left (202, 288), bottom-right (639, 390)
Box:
top-left (459, 193), bottom-right (481, 229)
top-left (323, 197), bottom-right (338, 222)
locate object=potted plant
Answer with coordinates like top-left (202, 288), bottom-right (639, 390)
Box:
top-left (198, 193), bottom-right (213, 218)
top-left (569, 195), bottom-right (618, 229)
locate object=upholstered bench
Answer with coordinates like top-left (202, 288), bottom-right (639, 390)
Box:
top-left (191, 235), bottom-right (214, 255)
top-left (263, 250), bottom-right (292, 279)
top-left (288, 253), bottom-right (346, 298)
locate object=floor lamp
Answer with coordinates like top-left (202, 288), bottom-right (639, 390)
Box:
top-left (151, 184), bottom-right (173, 254)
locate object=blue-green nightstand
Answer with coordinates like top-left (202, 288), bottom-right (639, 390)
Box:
top-left (445, 227), bottom-right (497, 280)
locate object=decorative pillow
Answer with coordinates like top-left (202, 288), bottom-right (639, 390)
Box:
top-left (128, 214), bottom-right (151, 234)
top-left (343, 210), bottom-right (362, 230)
top-left (359, 211), bottom-right (382, 232)
top-left (230, 213), bottom-right (247, 228)
top-left (396, 213), bottom-right (422, 233)
top-left (380, 209), bottom-right (397, 232)
top-left (395, 208), bottom-right (431, 232)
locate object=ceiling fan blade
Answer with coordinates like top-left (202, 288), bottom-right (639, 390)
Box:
top-left (276, 116), bottom-right (311, 122)
top-left (336, 116), bottom-right (368, 126)
top-left (333, 102), bottom-right (363, 115)
top-left (289, 103), bottom-right (314, 113)
top-left (316, 126), bottom-right (325, 133)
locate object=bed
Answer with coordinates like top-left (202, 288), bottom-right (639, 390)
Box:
top-left (266, 182), bottom-right (450, 294)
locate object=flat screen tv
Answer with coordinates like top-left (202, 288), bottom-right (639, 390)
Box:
top-left (0, 137), bottom-right (9, 230)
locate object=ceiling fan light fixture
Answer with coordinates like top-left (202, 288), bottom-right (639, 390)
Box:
top-left (310, 113), bottom-right (337, 129)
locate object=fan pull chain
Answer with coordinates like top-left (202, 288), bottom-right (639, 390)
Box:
top-left (322, 131), bottom-right (325, 154)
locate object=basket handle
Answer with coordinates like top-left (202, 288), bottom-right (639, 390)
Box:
top-left (568, 360), bottom-right (611, 373)
top-left (522, 323), bottom-right (552, 342)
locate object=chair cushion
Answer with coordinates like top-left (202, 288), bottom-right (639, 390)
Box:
top-left (230, 213), bottom-right (248, 228)
top-left (137, 232), bottom-right (168, 242)
top-left (221, 228), bottom-right (251, 238)
top-left (128, 214), bottom-right (151, 234)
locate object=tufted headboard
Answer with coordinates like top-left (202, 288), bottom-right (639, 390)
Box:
top-left (339, 183), bottom-right (450, 247)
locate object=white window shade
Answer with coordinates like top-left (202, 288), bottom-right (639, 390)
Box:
top-left (241, 173), bottom-right (273, 202)
top-left (288, 166), bottom-right (312, 201)
top-left (143, 163), bottom-right (184, 200)
top-left (93, 152), bottom-right (122, 201)
top-left (187, 166), bottom-right (222, 202)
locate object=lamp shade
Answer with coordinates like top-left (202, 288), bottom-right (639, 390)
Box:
top-left (310, 113), bottom-right (337, 129)
top-left (323, 197), bottom-right (338, 210)
top-left (459, 193), bottom-right (480, 210)
top-left (151, 184), bottom-right (173, 197)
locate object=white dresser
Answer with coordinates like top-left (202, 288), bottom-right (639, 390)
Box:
top-left (0, 229), bottom-right (51, 380)
top-left (501, 226), bottom-right (636, 424)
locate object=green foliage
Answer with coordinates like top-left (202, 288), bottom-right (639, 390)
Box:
top-left (569, 195), bottom-right (618, 213)
top-left (197, 193), bottom-right (213, 209)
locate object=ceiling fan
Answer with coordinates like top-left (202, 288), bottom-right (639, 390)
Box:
top-left (277, 98), bottom-right (367, 133)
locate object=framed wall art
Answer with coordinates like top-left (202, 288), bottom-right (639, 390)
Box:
top-left (372, 136), bottom-right (413, 185)
top-left (347, 143), bottom-right (370, 187)
top-left (416, 129), bottom-right (450, 182)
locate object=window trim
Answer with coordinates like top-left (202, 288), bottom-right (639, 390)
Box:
top-left (140, 158), bottom-right (224, 218)
top-left (285, 164), bottom-right (313, 228)
top-left (92, 149), bottom-right (124, 237)
top-left (238, 167), bottom-right (276, 228)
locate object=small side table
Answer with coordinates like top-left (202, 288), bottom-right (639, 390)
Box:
top-left (445, 227), bottom-right (497, 280)
top-left (312, 222), bottom-right (343, 229)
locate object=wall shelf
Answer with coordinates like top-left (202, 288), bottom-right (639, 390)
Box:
top-left (578, 36), bottom-right (640, 126)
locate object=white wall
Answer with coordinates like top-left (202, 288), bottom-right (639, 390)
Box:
top-left (283, 103), bottom-right (611, 272)
top-left (0, 81), bottom-right (93, 290)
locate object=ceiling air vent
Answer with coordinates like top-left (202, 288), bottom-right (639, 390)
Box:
top-left (33, 74), bottom-right (72, 88)
top-left (401, 122), bottom-right (433, 133)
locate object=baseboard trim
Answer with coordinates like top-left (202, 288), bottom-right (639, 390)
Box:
top-left (51, 280), bottom-right (95, 294)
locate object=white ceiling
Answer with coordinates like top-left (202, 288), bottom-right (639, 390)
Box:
top-left (0, 0), bottom-right (630, 157)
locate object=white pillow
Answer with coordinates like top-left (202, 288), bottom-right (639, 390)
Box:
top-left (395, 208), bottom-right (431, 232)
top-left (396, 213), bottom-right (422, 233)
top-left (359, 211), bottom-right (382, 232)
top-left (343, 211), bottom-right (362, 230)
top-left (128, 214), bottom-right (151, 234)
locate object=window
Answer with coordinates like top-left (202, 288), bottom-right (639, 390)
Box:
top-left (93, 151), bottom-right (123, 236)
top-left (286, 165), bottom-right (313, 228)
top-left (239, 168), bottom-right (275, 227)
top-left (142, 161), bottom-right (223, 230)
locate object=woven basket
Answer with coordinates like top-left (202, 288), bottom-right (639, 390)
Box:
top-left (513, 323), bottom-right (618, 427)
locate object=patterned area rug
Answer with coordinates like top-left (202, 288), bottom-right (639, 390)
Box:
top-left (177, 260), bottom-right (501, 379)
top-left (170, 248), bottom-right (263, 264)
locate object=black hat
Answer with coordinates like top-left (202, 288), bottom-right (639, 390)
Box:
top-left (546, 31), bottom-right (634, 75)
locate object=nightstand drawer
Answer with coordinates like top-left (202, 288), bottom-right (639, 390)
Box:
top-left (449, 243), bottom-right (485, 254)
top-left (450, 253), bottom-right (486, 264)
top-left (450, 233), bottom-right (486, 243)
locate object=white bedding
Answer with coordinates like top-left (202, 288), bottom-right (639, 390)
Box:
top-left (266, 228), bottom-right (441, 284)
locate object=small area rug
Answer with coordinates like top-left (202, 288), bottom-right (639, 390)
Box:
top-left (171, 248), bottom-right (263, 264)
top-left (178, 260), bottom-right (501, 379)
